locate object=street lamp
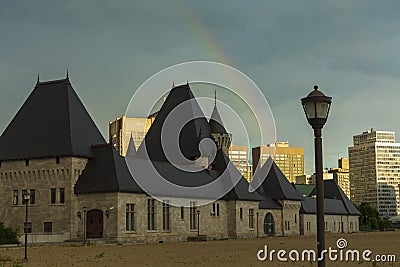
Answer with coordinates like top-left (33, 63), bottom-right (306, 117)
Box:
top-left (197, 210), bottom-right (200, 236)
top-left (83, 207), bottom-right (87, 245)
top-left (256, 212), bottom-right (259, 238)
top-left (23, 191), bottom-right (30, 261)
top-left (301, 85), bottom-right (332, 267)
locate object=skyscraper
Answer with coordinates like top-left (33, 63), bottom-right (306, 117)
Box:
top-left (349, 128), bottom-right (400, 219)
top-left (328, 158), bottom-right (350, 199)
top-left (252, 142), bottom-right (304, 183)
top-left (228, 145), bottom-right (252, 182)
top-left (109, 116), bottom-right (153, 156)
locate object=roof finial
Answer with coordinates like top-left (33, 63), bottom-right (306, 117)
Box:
top-left (214, 89), bottom-right (217, 106)
top-left (187, 78), bottom-right (189, 85)
top-left (66, 68), bottom-right (69, 79)
top-left (172, 81), bottom-right (175, 88)
top-left (36, 73), bottom-right (40, 84)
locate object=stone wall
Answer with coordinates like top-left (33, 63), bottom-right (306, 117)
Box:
top-left (301, 214), bottom-right (359, 235)
top-left (0, 157), bottom-right (88, 242)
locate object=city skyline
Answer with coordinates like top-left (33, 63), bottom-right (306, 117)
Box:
top-left (1, 1), bottom-right (400, 173)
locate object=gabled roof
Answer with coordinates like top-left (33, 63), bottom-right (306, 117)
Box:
top-left (126, 136), bottom-right (136, 157)
top-left (0, 78), bottom-right (105, 161)
top-left (310, 179), bottom-right (360, 216)
top-left (209, 104), bottom-right (228, 134)
top-left (252, 158), bottom-right (304, 201)
top-left (295, 184), bottom-right (316, 197)
top-left (136, 83), bottom-right (211, 163)
top-left (212, 149), bottom-right (263, 201)
top-left (74, 144), bottom-right (144, 194)
top-left (301, 197), bottom-right (350, 215)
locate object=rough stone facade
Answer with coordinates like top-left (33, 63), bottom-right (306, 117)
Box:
top-left (0, 157), bottom-right (87, 243)
top-left (0, 158), bottom-right (360, 244)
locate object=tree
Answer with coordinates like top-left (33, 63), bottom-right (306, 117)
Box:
top-left (356, 202), bottom-right (390, 230)
top-left (0, 222), bottom-right (20, 244)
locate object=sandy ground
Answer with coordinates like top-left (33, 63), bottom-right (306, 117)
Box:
top-left (1, 231), bottom-right (399, 267)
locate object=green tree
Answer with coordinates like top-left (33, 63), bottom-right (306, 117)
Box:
top-left (356, 203), bottom-right (391, 230)
top-left (0, 222), bottom-right (20, 244)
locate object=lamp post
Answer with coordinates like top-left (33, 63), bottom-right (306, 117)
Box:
top-left (197, 210), bottom-right (200, 236)
top-left (83, 207), bottom-right (87, 245)
top-left (23, 191), bottom-right (30, 261)
top-left (301, 85), bottom-right (332, 267)
top-left (256, 212), bottom-right (259, 238)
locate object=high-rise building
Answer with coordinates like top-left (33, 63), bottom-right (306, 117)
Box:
top-left (109, 116), bottom-right (153, 156)
top-left (228, 145), bottom-right (252, 182)
top-left (328, 158), bottom-right (350, 199)
top-left (349, 128), bottom-right (400, 219)
top-left (252, 142), bottom-right (304, 183)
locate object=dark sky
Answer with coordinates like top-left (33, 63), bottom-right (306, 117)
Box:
top-left (1, 0), bottom-right (400, 173)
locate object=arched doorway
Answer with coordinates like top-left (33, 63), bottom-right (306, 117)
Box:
top-left (264, 213), bottom-right (275, 236)
top-left (86, 209), bottom-right (103, 238)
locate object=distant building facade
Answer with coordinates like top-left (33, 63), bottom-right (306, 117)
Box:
top-left (349, 129), bottom-right (400, 219)
top-left (228, 146), bottom-right (252, 182)
top-left (252, 142), bottom-right (304, 183)
top-left (109, 116), bottom-right (153, 155)
top-left (328, 158), bottom-right (350, 199)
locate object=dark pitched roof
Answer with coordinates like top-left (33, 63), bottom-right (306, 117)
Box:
top-left (310, 179), bottom-right (360, 216)
top-left (126, 136), bottom-right (136, 157)
top-left (136, 83), bottom-right (211, 163)
top-left (0, 78), bottom-right (105, 161)
top-left (295, 184), bottom-right (316, 197)
top-left (209, 104), bottom-right (228, 134)
top-left (252, 158), bottom-right (304, 201)
top-left (74, 144), bottom-right (144, 194)
top-left (212, 149), bottom-right (263, 201)
top-left (301, 197), bottom-right (350, 215)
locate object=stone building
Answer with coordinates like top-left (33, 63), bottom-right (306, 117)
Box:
top-left (0, 76), bottom-right (360, 244)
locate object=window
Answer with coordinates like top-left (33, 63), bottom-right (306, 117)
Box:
top-left (249, 209), bottom-right (254, 229)
top-left (190, 201), bottom-right (197, 230)
top-left (284, 221), bottom-right (290, 230)
top-left (239, 208), bottom-right (243, 220)
top-left (13, 190), bottom-right (18, 205)
top-left (44, 222), bottom-right (52, 233)
top-left (295, 214), bottom-right (297, 223)
top-left (216, 203), bottom-right (220, 216)
top-left (24, 222), bottom-right (32, 233)
top-left (50, 188), bottom-right (56, 204)
top-left (25, 159), bottom-right (29, 166)
top-left (162, 201), bottom-right (170, 231)
top-left (126, 204), bottom-right (135, 231)
top-left (147, 199), bottom-right (156, 230)
top-left (59, 188), bottom-right (65, 204)
top-left (180, 206), bottom-right (184, 220)
top-left (56, 157), bottom-right (60, 164)
top-left (212, 203), bottom-right (216, 216)
top-left (22, 190), bottom-right (28, 204)
top-left (30, 189), bottom-right (35, 205)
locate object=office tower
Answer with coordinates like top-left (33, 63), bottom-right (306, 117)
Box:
top-left (328, 158), bottom-right (350, 199)
top-left (109, 116), bottom-right (153, 156)
top-left (252, 142), bottom-right (304, 183)
top-left (349, 128), bottom-right (400, 219)
top-left (228, 145), bottom-right (252, 182)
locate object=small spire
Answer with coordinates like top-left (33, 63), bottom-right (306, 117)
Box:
top-left (66, 68), bottom-right (69, 79)
top-left (187, 78), bottom-right (189, 85)
top-left (36, 73), bottom-right (40, 84)
top-left (172, 81), bottom-right (175, 88)
top-left (214, 89), bottom-right (217, 106)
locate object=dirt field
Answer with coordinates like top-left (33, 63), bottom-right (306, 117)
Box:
top-left (1, 231), bottom-right (399, 267)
